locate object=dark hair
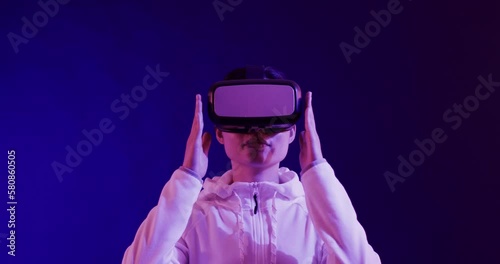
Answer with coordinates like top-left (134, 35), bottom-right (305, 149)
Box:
top-left (223, 65), bottom-right (287, 80)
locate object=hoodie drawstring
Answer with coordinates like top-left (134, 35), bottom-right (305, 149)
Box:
top-left (270, 191), bottom-right (278, 264)
top-left (233, 193), bottom-right (245, 264)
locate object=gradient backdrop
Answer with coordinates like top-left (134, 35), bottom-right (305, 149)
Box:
top-left (1, 0), bottom-right (499, 263)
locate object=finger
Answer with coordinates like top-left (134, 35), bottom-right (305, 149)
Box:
top-left (190, 94), bottom-right (203, 138)
top-left (197, 94), bottom-right (204, 132)
top-left (190, 94), bottom-right (199, 131)
top-left (299, 130), bottom-right (305, 150)
top-left (202, 132), bottom-right (212, 156)
top-left (306, 92), bottom-right (317, 132)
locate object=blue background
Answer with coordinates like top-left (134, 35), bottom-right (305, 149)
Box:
top-left (1, 0), bottom-right (499, 263)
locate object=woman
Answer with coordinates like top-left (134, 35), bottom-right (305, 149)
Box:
top-left (122, 66), bottom-right (381, 264)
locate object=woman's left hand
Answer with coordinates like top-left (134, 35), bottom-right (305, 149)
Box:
top-left (299, 91), bottom-right (324, 170)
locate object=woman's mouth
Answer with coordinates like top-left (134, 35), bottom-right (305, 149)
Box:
top-left (244, 140), bottom-right (270, 150)
top-left (246, 143), bottom-right (268, 150)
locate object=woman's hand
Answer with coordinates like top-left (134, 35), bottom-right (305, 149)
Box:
top-left (299, 92), bottom-right (324, 170)
top-left (182, 94), bottom-right (212, 179)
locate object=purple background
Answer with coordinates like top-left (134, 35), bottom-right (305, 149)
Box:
top-left (1, 0), bottom-right (499, 263)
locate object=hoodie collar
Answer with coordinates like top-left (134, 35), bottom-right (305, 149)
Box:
top-left (201, 167), bottom-right (304, 200)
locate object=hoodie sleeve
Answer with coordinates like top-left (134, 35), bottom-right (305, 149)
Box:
top-left (122, 168), bottom-right (203, 264)
top-left (301, 160), bottom-right (381, 264)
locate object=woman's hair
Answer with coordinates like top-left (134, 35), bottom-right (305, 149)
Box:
top-left (223, 65), bottom-right (286, 80)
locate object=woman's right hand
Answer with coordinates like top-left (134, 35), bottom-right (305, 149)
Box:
top-left (182, 94), bottom-right (212, 180)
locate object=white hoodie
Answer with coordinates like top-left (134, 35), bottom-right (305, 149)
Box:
top-left (122, 160), bottom-right (381, 264)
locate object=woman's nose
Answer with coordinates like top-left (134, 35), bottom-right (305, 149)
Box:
top-left (247, 127), bottom-right (266, 138)
top-left (249, 127), bottom-right (278, 137)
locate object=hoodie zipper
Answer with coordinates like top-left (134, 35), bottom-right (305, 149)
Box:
top-left (253, 193), bottom-right (258, 215)
top-left (253, 185), bottom-right (268, 263)
top-left (252, 184), bottom-right (261, 262)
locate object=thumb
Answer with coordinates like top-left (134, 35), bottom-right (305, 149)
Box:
top-left (299, 131), bottom-right (305, 150)
top-left (202, 132), bottom-right (212, 156)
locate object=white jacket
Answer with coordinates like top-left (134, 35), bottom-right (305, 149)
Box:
top-left (122, 160), bottom-right (381, 264)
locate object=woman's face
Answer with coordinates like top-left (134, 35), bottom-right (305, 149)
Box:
top-left (216, 126), bottom-right (296, 168)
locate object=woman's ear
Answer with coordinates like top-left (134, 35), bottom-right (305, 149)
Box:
top-left (215, 128), bottom-right (224, 144)
top-left (288, 125), bottom-right (296, 144)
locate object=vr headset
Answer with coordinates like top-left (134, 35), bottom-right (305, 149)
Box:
top-left (208, 66), bottom-right (303, 134)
